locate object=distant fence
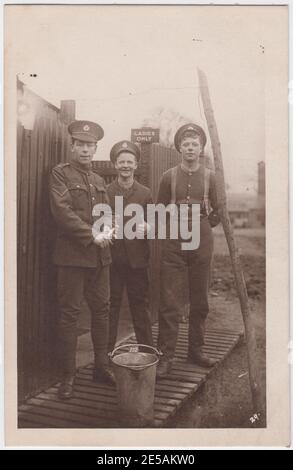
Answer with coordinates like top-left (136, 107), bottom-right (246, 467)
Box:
top-left (149, 145), bottom-right (181, 315)
top-left (91, 160), bottom-right (143, 185)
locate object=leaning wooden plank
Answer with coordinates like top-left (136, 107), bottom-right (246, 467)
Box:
top-left (197, 67), bottom-right (262, 415)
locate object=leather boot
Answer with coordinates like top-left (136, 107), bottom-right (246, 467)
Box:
top-left (93, 366), bottom-right (116, 385)
top-left (156, 359), bottom-right (172, 379)
top-left (188, 348), bottom-right (218, 368)
top-left (58, 380), bottom-right (74, 400)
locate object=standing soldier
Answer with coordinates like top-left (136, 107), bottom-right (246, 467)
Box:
top-left (107, 140), bottom-right (154, 353)
top-left (50, 120), bottom-right (115, 400)
top-left (156, 123), bottom-right (220, 378)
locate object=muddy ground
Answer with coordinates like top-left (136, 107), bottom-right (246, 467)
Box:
top-left (174, 227), bottom-right (266, 428)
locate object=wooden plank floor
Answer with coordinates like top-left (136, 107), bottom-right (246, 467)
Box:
top-left (18, 325), bottom-right (242, 428)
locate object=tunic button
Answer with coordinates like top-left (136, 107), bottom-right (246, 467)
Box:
top-left (76, 185), bottom-right (80, 188)
top-left (188, 184), bottom-right (191, 188)
top-left (92, 197), bottom-right (95, 201)
top-left (90, 184), bottom-right (93, 187)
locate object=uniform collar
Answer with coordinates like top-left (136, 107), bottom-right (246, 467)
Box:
top-left (113, 177), bottom-right (139, 199)
top-left (115, 177), bottom-right (138, 191)
top-left (70, 160), bottom-right (93, 174)
top-left (180, 162), bottom-right (201, 175)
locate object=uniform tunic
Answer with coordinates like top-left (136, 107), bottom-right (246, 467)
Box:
top-left (50, 161), bottom-right (111, 267)
top-left (49, 161), bottom-right (111, 377)
top-left (106, 178), bottom-right (154, 351)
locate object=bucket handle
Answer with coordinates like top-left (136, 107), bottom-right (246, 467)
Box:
top-left (110, 343), bottom-right (160, 359)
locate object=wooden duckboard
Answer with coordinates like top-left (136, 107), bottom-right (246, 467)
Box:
top-left (18, 324), bottom-right (242, 428)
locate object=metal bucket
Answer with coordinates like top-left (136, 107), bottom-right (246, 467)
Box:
top-left (110, 344), bottom-right (159, 427)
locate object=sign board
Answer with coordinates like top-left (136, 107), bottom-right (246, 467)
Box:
top-left (131, 127), bottom-right (160, 144)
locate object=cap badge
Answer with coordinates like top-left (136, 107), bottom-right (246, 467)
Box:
top-left (122, 142), bottom-right (128, 148)
top-left (83, 125), bottom-right (90, 131)
top-left (187, 126), bottom-right (194, 130)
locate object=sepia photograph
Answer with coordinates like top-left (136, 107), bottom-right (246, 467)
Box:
top-left (4, 3), bottom-right (290, 447)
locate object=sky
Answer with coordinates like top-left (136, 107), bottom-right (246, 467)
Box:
top-left (10, 4), bottom-right (270, 193)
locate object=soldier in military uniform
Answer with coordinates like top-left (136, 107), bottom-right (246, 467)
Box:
top-left (107, 140), bottom-right (154, 353)
top-left (156, 123), bottom-right (220, 378)
top-left (49, 120), bottom-right (115, 400)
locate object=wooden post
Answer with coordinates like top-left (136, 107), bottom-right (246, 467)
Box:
top-left (60, 100), bottom-right (76, 163)
top-left (139, 143), bottom-right (151, 187)
top-left (60, 100), bottom-right (76, 124)
top-left (197, 68), bottom-right (263, 415)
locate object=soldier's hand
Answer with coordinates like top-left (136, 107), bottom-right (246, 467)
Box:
top-left (93, 233), bottom-right (111, 248)
top-left (208, 210), bottom-right (221, 228)
top-left (112, 223), bottom-right (120, 240)
top-left (104, 225), bottom-right (115, 241)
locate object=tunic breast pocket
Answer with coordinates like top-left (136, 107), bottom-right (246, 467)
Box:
top-left (68, 182), bottom-right (89, 210)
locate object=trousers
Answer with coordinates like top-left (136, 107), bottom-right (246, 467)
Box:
top-left (57, 264), bottom-right (110, 379)
top-left (108, 259), bottom-right (154, 352)
top-left (157, 218), bottom-right (213, 360)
